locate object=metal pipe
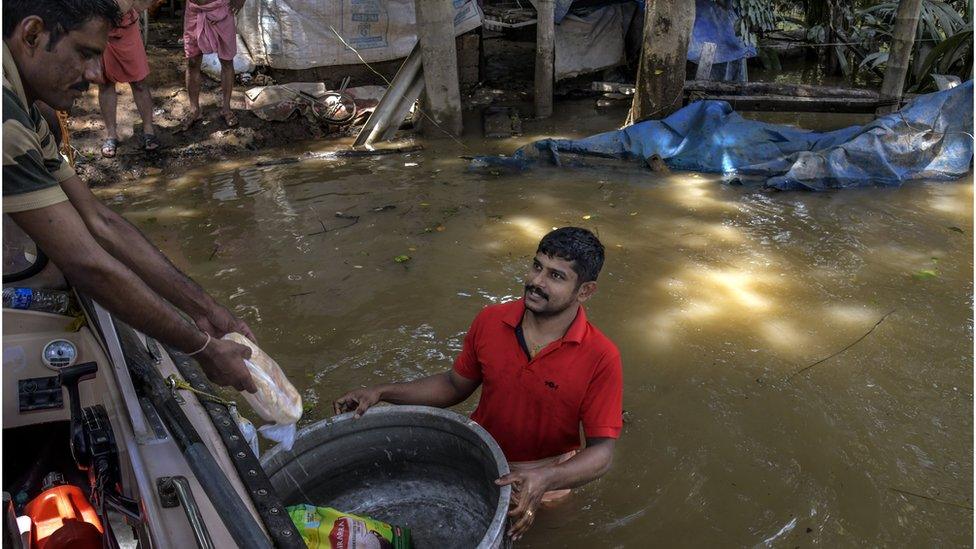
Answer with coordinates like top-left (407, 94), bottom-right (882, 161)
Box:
top-left (170, 476), bottom-right (215, 549)
top-left (354, 44), bottom-right (424, 147)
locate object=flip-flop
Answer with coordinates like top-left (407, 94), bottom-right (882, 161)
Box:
top-left (101, 138), bottom-right (118, 158)
top-left (222, 111), bottom-right (239, 128)
top-left (142, 133), bottom-right (160, 152)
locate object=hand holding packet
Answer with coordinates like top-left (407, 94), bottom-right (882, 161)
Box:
top-left (223, 332), bottom-right (303, 450)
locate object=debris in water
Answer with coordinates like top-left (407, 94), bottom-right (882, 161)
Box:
top-left (394, 255), bottom-right (411, 264)
top-left (646, 154), bottom-right (670, 173)
top-left (372, 205), bottom-right (396, 213)
top-left (912, 269), bottom-right (939, 280)
top-left (582, 215), bottom-right (592, 220)
top-left (947, 226), bottom-right (964, 234)
top-left (783, 309), bottom-right (896, 382)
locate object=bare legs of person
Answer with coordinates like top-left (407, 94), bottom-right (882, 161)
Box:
top-left (99, 80), bottom-right (159, 155)
top-left (180, 55), bottom-right (237, 131)
top-left (130, 79), bottom-right (159, 151)
top-left (98, 82), bottom-right (119, 157)
top-left (180, 54), bottom-right (203, 132)
top-left (219, 58), bottom-right (237, 127)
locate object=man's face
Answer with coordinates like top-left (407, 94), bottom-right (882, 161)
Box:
top-left (524, 252), bottom-right (592, 317)
top-left (16, 17), bottom-right (109, 111)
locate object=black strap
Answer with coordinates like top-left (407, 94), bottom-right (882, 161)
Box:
top-left (167, 349), bottom-right (305, 549)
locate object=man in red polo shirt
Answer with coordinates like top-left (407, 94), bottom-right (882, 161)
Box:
top-left (334, 227), bottom-right (622, 541)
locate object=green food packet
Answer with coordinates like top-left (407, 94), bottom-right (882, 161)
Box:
top-left (286, 504), bottom-right (412, 549)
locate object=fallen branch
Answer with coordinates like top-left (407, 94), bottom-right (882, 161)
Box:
top-left (889, 487), bottom-right (974, 511)
top-left (208, 244), bottom-right (220, 261)
top-left (295, 191), bottom-right (371, 202)
top-left (784, 309), bottom-right (896, 382)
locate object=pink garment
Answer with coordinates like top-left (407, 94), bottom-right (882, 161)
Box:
top-left (103, 10), bottom-right (149, 83)
top-left (508, 450), bottom-right (578, 503)
top-left (183, 0), bottom-right (237, 60)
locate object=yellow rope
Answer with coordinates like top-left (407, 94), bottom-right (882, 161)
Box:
top-left (56, 110), bottom-right (76, 168)
top-left (165, 374), bottom-right (236, 407)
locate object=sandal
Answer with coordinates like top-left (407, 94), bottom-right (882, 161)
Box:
top-left (222, 110), bottom-right (239, 128)
top-left (142, 133), bottom-right (160, 152)
top-left (101, 138), bottom-right (118, 158)
top-left (176, 113), bottom-right (202, 134)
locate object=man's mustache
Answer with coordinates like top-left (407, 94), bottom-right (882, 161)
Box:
top-left (70, 80), bottom-right (90, 92)
top-left (525, 284), bottom-right (549, 300)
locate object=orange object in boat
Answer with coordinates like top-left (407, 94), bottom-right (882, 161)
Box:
top-left (24, 484), bottom-right (103, 549)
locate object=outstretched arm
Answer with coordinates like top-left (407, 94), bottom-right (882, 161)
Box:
top-left (10, 201), bottom-right (256, 392)
top-left (333, 370), bottom-right (480, 417)
top-left (60, 176), bottom-right (254, 341)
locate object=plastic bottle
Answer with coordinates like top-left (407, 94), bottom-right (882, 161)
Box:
top-left (2, 288), bottom-right (71, 315)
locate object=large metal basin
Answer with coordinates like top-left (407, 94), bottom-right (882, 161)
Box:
top-left (261, 405), bottom-right (511, 548)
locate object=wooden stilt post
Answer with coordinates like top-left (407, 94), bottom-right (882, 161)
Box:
top-left (534, 0), bottom-right (555, 119)
top-left (627, 0), bottom-right (695, 124)
top-left (414, 0), bottom-right (463, 137)
top-left (877, 0), bottom-right (923, 114)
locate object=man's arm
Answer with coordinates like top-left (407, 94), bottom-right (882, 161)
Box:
top-left (497, 438), bottom-right (616, 540)
top-left (59, 176), bottom-right (254, 341)
top-left (333, 370), bottom-right (480, 417)
top-left (9, 202), bottom-right (256, 392)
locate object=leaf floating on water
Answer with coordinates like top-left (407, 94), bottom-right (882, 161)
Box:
top-left (629, 211), bottom-right (639, 216)
top-left (947, 226), bottom-right (964, 234)
top-left (435, 225), bottom-right (446, 232)
top-left (912, 269), bottom-right (939, 280)
top-left (582, 215), bottom-right (592, 220)
top-left (394, 255), bottom-right (411, 264)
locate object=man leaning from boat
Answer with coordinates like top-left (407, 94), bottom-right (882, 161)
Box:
top-left (335, 227), bottom-right (623, 541)
top-left (2, 0), bottom-right (256, 393)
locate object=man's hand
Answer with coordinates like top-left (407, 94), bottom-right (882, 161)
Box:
top-left (495, 467), bottom-right (553, 541)
top-left (194, 304), bottom-right (255, 342)
top-left (333, 387), bottom-right (383, 417)
top-left (196, 337), bottom-right (257, 393)
top-left (230, 0), bottom-right (245, 15)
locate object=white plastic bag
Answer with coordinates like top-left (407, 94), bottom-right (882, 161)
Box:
top-left (229, 405), bottom-right (260, 458)
top-left (201, 51), bottom-right (255, 81)
top-left (223, 333), bottom-right (302, 450)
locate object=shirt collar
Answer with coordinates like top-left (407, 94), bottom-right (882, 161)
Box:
top-left (2, 41), bottom-right (29, 109)
top-left (502, 298), bottom-right (588, 344)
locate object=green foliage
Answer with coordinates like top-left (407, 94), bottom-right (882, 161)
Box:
top-left (854, 0), bottom-right (972, 91)
top-left (729, 0), bottom-right (779, 46)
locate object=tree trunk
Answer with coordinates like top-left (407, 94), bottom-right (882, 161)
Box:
top-left (415, 0), bottom-right (463, 137)
top-left (878, 0), bottom-right (924, 114)
top-left (627, 0), bottom-right (695, 124)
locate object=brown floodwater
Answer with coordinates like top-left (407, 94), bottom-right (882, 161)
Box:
top-left (95, 102), bottom-right (973, 547)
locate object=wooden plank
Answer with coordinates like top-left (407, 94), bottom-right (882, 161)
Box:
top-left (534, 0), bottom-right (555, 118)
top-left (684, 80), bottom-right (881, 99)
top-left (695, 42), bottom-right (717, 80)
top-left (698, 94), bottom-right (897, 113)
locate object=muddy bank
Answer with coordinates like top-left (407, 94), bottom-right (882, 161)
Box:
top-left (67, 19), bottom-right (548, 186)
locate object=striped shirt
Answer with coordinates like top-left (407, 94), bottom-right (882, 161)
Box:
top-left (2, 42), bottom-right (73, 213)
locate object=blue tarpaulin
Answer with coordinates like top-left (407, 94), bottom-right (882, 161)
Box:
top-left (470, 81), bottom-right (974, 191)
top-left (688, 0), bottom-right (756, 64)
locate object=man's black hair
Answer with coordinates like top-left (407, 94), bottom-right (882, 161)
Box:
top-left (537, 227), bottom-right (605, 284)
top-left (3, 0), bottom-right (121, 47)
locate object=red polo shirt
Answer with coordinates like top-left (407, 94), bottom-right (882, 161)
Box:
top-left (454, 299), bottom-right (623, 462)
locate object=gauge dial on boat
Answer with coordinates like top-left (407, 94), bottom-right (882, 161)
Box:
top-left (42, 339), bottom-right (77, 370)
